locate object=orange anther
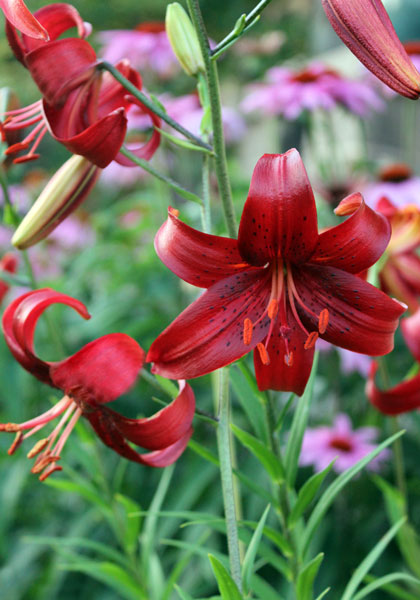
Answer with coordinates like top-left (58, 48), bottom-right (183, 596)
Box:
top-left (284, 352), bottom-right (294, 367)
top-left (39, 465), bottom-right (62, 482)
top-left (27, 438), bottom-right (49, 459)
top-left (304, 331), bottom-right (318, 350)
top-left (267, 298), bottom-right (278, 320)
top-left (318, 309), bottom-right (329, 334)
top-left (256, 342), bottom-right (270, 365)
top-left (169, 206), bottom-right (180, 217)
top-left (8, 431), bottom-right (23, 455)
top-left (243, 318), bottom-right (253, 345)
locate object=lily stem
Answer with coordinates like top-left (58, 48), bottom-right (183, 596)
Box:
top-left (216, 367), bottom-right (243, 591)
top-left (119, 147), bottom-right (203, 205)
top-left (391, 417), bottom-right (408, 505)
top-left (98, 62), bottom-right (212, 151)
top-left (186, 0), bottom-right (237, 237)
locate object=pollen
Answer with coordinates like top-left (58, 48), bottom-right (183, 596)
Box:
top-left (318, 309), bottom-right (329, 334)
top-left (7, 431), bottom-right (23, 455)
top-left (257, 342), bottom-right (270, 365)
top-left (304, 331), bottom-right (318, 350)
top-left (243, 318), bottom-right (253, 345)
top-left (27, 438), bottom-right (49, 459)
top-left (267, 298), bottom-right (278, 320)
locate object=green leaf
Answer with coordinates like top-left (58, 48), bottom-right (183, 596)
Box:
top-left (188, 439), bottom-right (220, 466)
top-left (231, 364), bottom-right (268, 442)
top-left (174, 585), bottom-right (195, 600)
top-left (289, 460), bottom-right (336, 528)
top-left (314, 589), bottom-right (330, 600)
top-left (232, 13), bottom-right (247, 35)
top-left (301, 429), bottom-right (405, 556)
top-left (156, 127), bottom-right (213, 155)
top-left (251, 574), bottom-right (285, 600)
top-left (241, 505), bottom-right (270, 593)
top-left (149, 94), bottom-right (167, 113)
top-left (341, 517), bottom-right (406, 600)
top-left (352, 573), bottom-right (420, 600)
top-left (208, 554), bottom-right (243, 600)
top-left (363, 574), bottom-right (420, 600)
top-left (45, 478), bottom-right (110, 512)
top-left (231, 424), bottom-right (284, 483)
top-left (114, 493), bottom-right (142, 555)
top-left (154, 374), bottom-right (179, 397)
top-left (284, 352), bottom-right (319, 487)
top-left (242, 521), bottom-right (292, 557)
top-left (296, 553), bottom-right (324, 600)
top-left (24, 535), bottom-right (127, 567)
top-left (274, 393), bottom-right (295, 432)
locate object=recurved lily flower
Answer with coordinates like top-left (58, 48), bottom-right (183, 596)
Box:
top-left (147, 149), bottom-right (405, 395)
top-left (2, 4), bottom-right (160, 166)
top-left (1, 289), bottom-right (195, 481)
top-left (322, 0), bottom-right (420, 99)
top-left (367, 309), bottom-right (420, 415)
top-left (374, 196), bottom-right (420, 313)
top-left (0, 0), bottom-right (47, 39)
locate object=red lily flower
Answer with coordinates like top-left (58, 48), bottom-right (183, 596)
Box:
top-left (0, 252), bottom-right (18, 302)
top-left (322, 0), bottom-right (420, 99)
top-left (2, 4), bottom-right (160, 166)
top-left (375, 196), bottom-right (420, 313)
top-left (367, 309), bottom-right (420, 414)
top-left (1, 0), bottom-right (48, 40)
top-left (147, 150), bottom-right (405, 396)
top-left (1, 289), bottom-right (195, 481)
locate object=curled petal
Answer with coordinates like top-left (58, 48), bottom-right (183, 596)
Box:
top-left (0, 253), bottom-right (18, 303)
top-left (401, 309), bottom-right (420, 363)
top-left (238, 150), bottom-right (318, 266)
top-left (254, 307), bottom-right (315, 396)
top-left (322, 0), bottom-right (420, 99)
top-left (0, 0), bottom-right (48, 39)
top-left (153, 209), bottom-right (250, 288)
top-left (311, 193), bottom-right (390, 273)
top-left (50, 334), bottom-right (144, 405)
top-left (147, 269), bottom-right (272, 380)
top-left (294, 265), bottom-right (406, 355)
top-left (367, 363), bottom-right (420, 415)
top-left (2, 288), bottom-right (90, 384)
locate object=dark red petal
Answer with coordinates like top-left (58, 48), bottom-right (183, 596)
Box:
top-left (86, 409), bottom-right (192, 467)
top-left (97, 61), bottom-right (142, 117)
top-left (0, 0), bottom-right (48, 39)
top-left (153, 209), bottom-right (250, 289)
top-left (50, 334), bottom-right (144, 404)
top-left (2, 288), bottom-right (90, 384)
top-left (380, 259), bottom-right (420, 314)
top-left (0, 252), bottom-right (17, 303)
top-left (401, 309), bottom-right (420, 362)
top-left (238, 150), bottom-right (318, 266)
top-left (26, 39), bottom-right (98, 106)
top-left (44, 102), bottom-right (128, 168)
top-left (114, 102), bottom-right (161, 164)
top-left (311, 193), bottom-right (391, 273)
top-left (367, 363), bottom-right (420, 415)
top-left (293, 264), bottom-right (406, 355)
top-left (147, 268), bottom-right (272, 379)
top-left (254, 307), bottom-right (315, 395)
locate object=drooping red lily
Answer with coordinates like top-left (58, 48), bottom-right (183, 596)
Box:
top-left (0, 0), bottom-right (48, 40)
top-left (147, 150), bottom-right (405, 395)
top-left (374, 196), bottom-right (420, 313)
top-left (1, 289), bottom-right (195, 481)
top-left (322, 0), bottom-right (420, 99)
top-left (2, 3), bottom-right (160, 166)
top-left (367, 309), bottom-right (420, 414)
top-left (0, 252), bottom-right (18, 302)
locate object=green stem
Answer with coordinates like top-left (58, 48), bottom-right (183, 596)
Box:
top-left (216, 368), bottom-right (242, 591)
top-left (187, 0), bottom-right (237, 237)
top-left (98, 62), bottom-right (212, 152)
top-left (211, 0), bottom-right (273, 58)
top-left (119, 147), bottom-right (203, 205)
top-left (201, 153), bottom-right (212, 233)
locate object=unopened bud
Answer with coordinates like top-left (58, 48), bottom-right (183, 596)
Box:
top-left (12, 155), bottom-right (99, 249)
top-left (165, 3), bottom-right (205, 77)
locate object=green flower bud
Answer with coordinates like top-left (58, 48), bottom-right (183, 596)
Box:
top-left (166, 3), bottom-right (205, 77)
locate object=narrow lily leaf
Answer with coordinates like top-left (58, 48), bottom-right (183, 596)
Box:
top-left (156, 127), bottom-right (213, 155)
top-left (154, 374), bottom-right (179, 398)
top-left (188, 439), bottom-right (220, 466)
top-left (231, 364), bottom-right (268, 442)
top-left (296, 553), bottom-right (324, 600)
top-left (45, 478), bottom-right (110, 512)
top-left (231, 423), bottom-right (284, 483)
top-left (233, 13), bottom-right (247, 35)
top-left (289, 460), bottom-right (336, 529)
top-left (242, 521), bottom-right (292, 557)
top-left (352, 573), bottom-right (420, 600)
top-left (301, 429), bottom-right (405, 556)
top-left (241, 504), bottom-right (270, 594)
top-left (341, 517), bottom-right (406, 600)
top-left (284, 352), bottom-right (319, 487)
top-left (374, 476), bottom-right (420, 578)
top-left (114, 493), bottom-right (142, 555)
top-left (363, 574), bottom-right (420, 600)
top-left (174, 585), bottom-right (195, 600)
top-left (233, 469), bottom-right (278, 506)
top-left (314, 589), bottom-right (331, 600)
top-left (24, 535), bottom-right (127, 567)
top-left (208, 554), bottom-right (243, 600)
top-left (251, 574), bottom-right (285, 600)
top-left (161, 539), bottom-right (228, 566)
top-left (274, 393), bottom-right (295, 432)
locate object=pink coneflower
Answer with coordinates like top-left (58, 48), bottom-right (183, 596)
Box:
top-left (363, 164), bottom-right (420, 209)
top-left (300, 414), bottom-right (389, 473)
top-left (241, 63), bottom-right (384, 120)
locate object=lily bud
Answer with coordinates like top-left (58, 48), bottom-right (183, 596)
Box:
top-left (165, 3), bottom-right (205, 77)
top-left (322, 0), bottom-right (420, 99)
top-left (12, 155), bottom-right (100, 249)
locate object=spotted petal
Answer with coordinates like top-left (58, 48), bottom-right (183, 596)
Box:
top-left (238, 150), bottom-right (318, 266)
top-left (367, 364), bottom-right (420, 415)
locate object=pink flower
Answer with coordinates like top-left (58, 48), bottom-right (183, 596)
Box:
top-left (300, 414), bottom-right (389, 473)
top-left (98, 23), bottom-right (179, 81)
top-left (241, 63), bottom-right (383, 120)
top-left (363, 164), bottom-right (420, 209)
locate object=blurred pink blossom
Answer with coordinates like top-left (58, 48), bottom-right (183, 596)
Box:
top-left (317, 338), bottom-right (372, 376)
top-left (241, 63), bottom-right (384, 120)
top-left (363, 163), bottom-right (420, 208)
top-left (300, 414), bottom-right (389, 473)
